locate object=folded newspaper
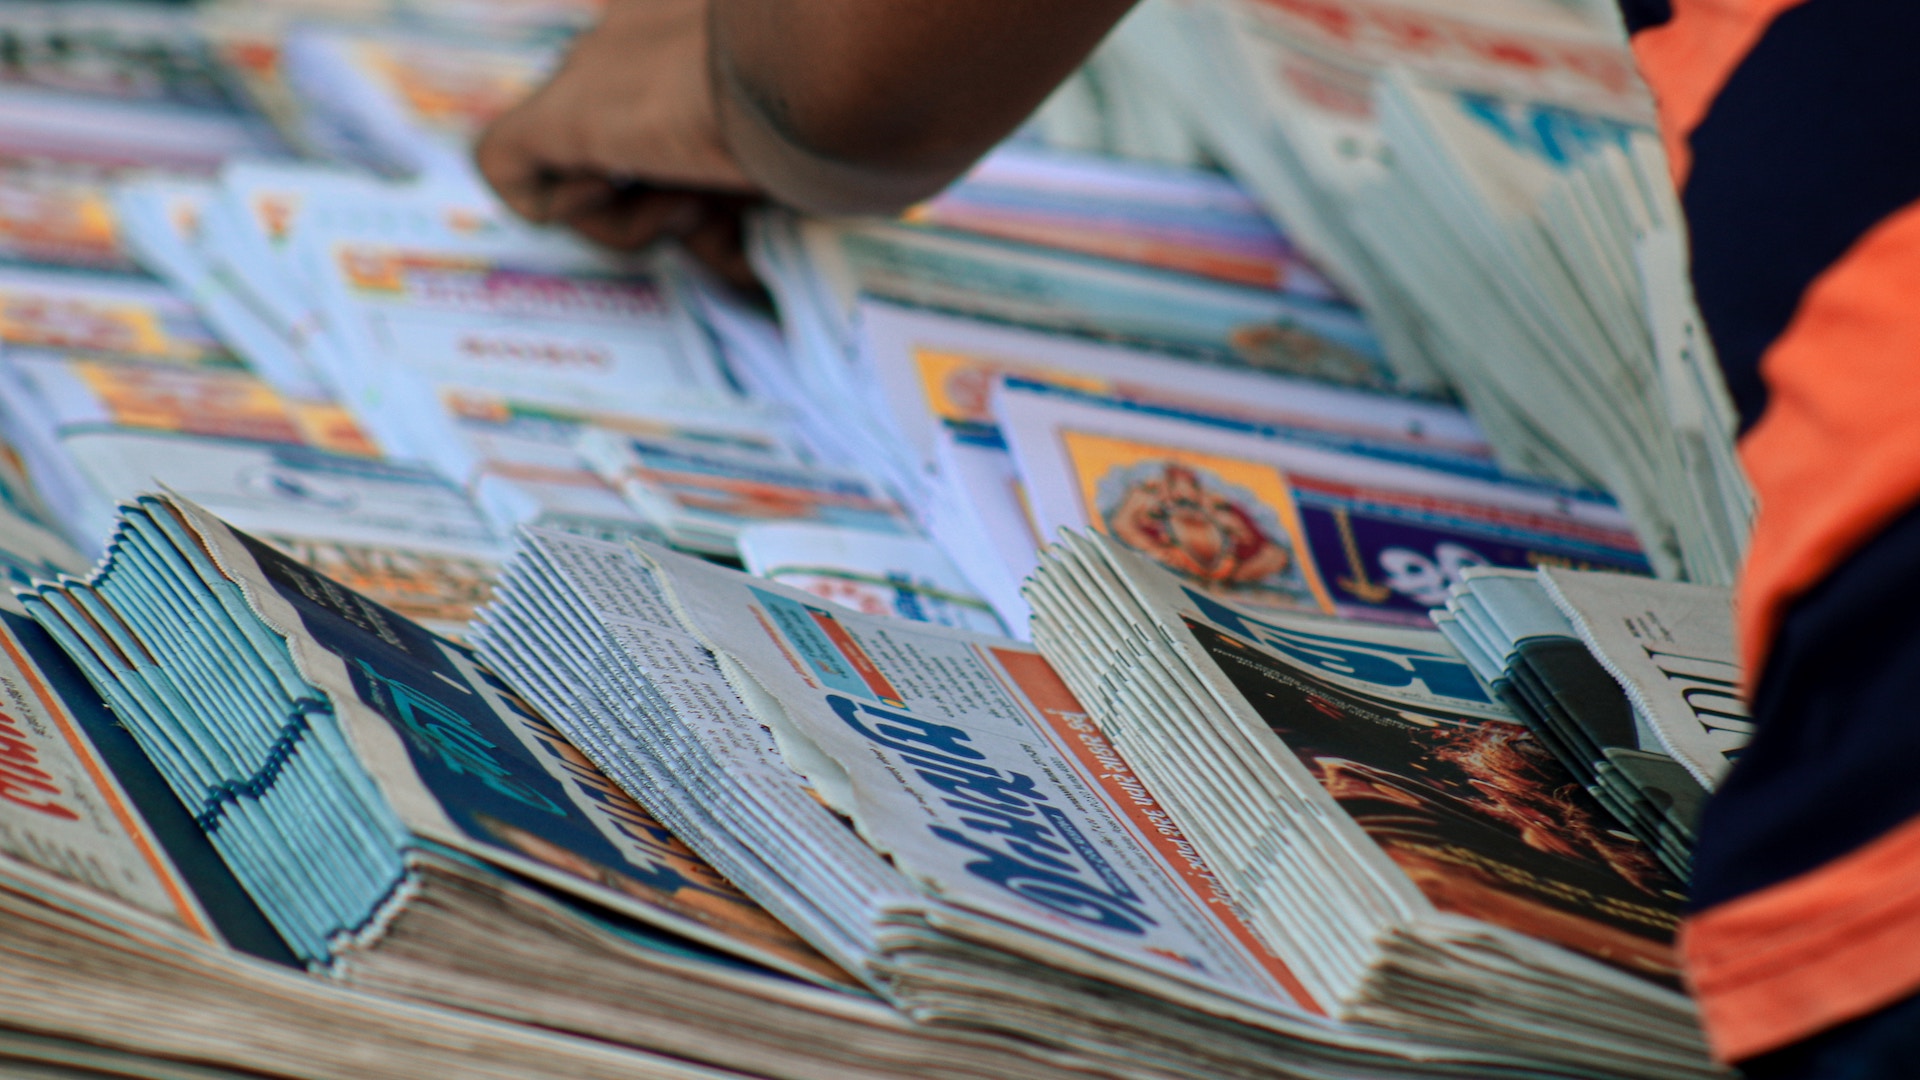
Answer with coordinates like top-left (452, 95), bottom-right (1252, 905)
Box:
top-left (1433, 567), bottom-right (1746, 878)
top-left (474, 524), bottom-right (1717, 1078)
top-left (580, 428), bottom-right (912, 557)
top-left (1025, 531), bottom-right (1713, 1075)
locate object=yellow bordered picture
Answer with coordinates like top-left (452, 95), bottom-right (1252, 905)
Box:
top-left (1060, 428), bottom-right (1335, 613)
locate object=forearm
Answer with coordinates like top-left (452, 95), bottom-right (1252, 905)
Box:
top-left (710, 0), bottom-right (1138, 215)
top-left (476, 0), bottom-right (1139, 252)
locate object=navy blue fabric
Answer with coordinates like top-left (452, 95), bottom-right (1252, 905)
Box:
top-left (1617, 0), bottom-right (1672, 34)
top-left (1681, 0), bottom-right (1920, 434)
top-left (1689, 497), bottom-right (1920, 910)
top-left (1611, 0), bottom-right (1920, 1065)
top-left (1739, 986), bottom-right (1920, 1076)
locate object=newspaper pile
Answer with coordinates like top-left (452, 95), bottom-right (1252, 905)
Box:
top-left (0, 0), bottom-right (1752, 1073)
top-left (0, 500), bottom-right (866, 1080)
top-left (1434, 567), bottom-right (1746, 879)
top-left (1025, 530), bottom-right (1710, 1074)
top-left (744, 198), bottom-right (1665, 638)
top-left (1121, 0), bottom-right (1752, 584)
top-left (471, 523), bottom-right (1717, 1078)
top-left (27, 491), bottom-right (1158, 1080)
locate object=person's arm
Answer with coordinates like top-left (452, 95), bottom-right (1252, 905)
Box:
top-left (710, 0), bottom-right (1137, 215)
top-left (475, 0), bottom-right (1136, 248)
top-left (475, 0), bottom-right (750, 251)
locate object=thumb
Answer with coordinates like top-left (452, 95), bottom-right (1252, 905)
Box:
top-left (475, 97), bottom-right (573, 222)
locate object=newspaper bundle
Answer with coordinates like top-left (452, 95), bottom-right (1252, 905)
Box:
top-left (474, 523), bottom-right (1717, 1078)
top-left (1025, 530), bottom-right (1712, 1075)
top-left (0, 504), bottom-right (831, 1080)
top-left (1126, 0), bottom-right (1752, 583)
top-left (1434, 567), bottom-right (1745, 877)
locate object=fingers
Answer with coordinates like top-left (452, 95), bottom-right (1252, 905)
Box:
top-left (555, 188), bottom-right (763, 292)
top-left (480, 115), bottom-right (749, 260)
top-left (681, 201), bottom-right (761, 291)
top-left (474, 0), bottom-right (759, 243)
top-left (539, 174), bottom-right (621, 223)
top-left (474, 100), bottom-right (564, 221)
top-left (472, 8), bottom-right (762, 279)
top-left (560, 188), bottom-right (704, 249)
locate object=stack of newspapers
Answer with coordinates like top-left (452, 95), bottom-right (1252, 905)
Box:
top-left (0, 488), bottom-right (1720, 1078)
top-left (0, 499), bottom-right (858, 1079)
top-left (1435, 567), bottom-right (1747, 879)
top-left (0, 0), bottom-right (1759, 1076)
top-left (1025, 533), bottom-right (1705, 1066)
top-left (1120, 0), bottom-right (1753, 584)
top-left (472, 519), bottom-right (1714, 1077)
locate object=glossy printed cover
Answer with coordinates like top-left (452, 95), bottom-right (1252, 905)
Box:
top-left (1180, 610), bottom-right (1684, 984)
top-left (214, 515), bottom-right (847, 985)
top-left (1091, 530), bottom-right (1687, 987)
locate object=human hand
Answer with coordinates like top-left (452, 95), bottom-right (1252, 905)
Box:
top-left (474, 0), bottom-right (759, 254)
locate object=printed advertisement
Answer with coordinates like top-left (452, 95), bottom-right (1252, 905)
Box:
top-left (1178, 605), bottom-right (1684, 985)
top-left (1058, 429), bottom-right (1646, 622)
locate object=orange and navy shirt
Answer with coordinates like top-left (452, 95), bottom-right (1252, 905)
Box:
top-left (1621, 0), bottom-right (1920, 1065)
